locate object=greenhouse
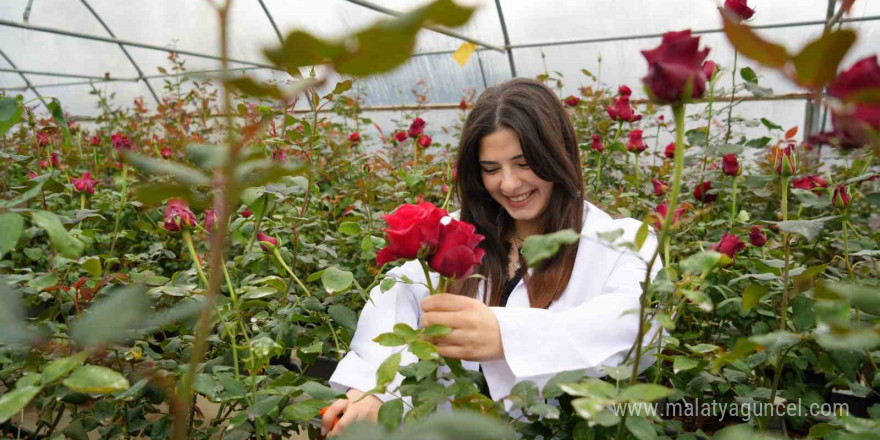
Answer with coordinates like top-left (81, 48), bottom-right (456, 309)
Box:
top-left (0, 0), bottom-right (878, 439)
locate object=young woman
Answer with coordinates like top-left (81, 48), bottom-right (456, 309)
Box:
top-left (321, 78), bottom-right (662, 436)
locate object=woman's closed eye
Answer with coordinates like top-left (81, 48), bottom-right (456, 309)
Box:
top-left (482, 163), bottom-right (529, 174)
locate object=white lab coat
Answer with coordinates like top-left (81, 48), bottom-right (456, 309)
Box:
top-left (328, 200), bottom-right (663, 408)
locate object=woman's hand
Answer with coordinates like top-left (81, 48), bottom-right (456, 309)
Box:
top-left (321, 388), bottom-right (383, 437)
top-left (419, 294), bottom-right (505, 361)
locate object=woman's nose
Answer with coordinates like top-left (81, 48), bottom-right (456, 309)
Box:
top-left (499, 168), bottom-right (521, 193)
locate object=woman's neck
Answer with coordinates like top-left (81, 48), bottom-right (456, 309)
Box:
top-left (512, 218), bottom-right (544, 243)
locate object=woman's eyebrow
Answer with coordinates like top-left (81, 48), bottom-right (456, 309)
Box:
top-left (479, 154), bottom-right (525, 164)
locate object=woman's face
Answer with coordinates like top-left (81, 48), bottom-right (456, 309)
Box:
top-left (478, 127), bottom-right (554, 226)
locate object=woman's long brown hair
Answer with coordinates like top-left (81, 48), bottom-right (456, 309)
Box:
top-left (450, 78), bottom-right (584, 309)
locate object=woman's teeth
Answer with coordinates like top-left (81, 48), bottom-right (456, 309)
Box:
top-left (507, 190), bottom-right (535, 203)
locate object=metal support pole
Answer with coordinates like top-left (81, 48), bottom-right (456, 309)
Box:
top-left (476, 50), bottom-right (489, 90)
top-left (0, 67), bottom-right (138, 81)
top-left (494, 0), bottom-right (516, 77)
top-left (80, 0), bottom-right (160, 104)
top-left (0, 48), bottom-right (47, 109)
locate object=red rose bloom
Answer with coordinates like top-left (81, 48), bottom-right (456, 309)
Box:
top-left (722, 154), bottom-right (741, 176)
top-left (618, 85), bottom-right (632, 97)
top-left (564, 95), bottom-right (581, 107)
top-left (626, 129), bottom-right (646, 153)
top-left (50, 151), bottom-right (61, 167)
top-left (693, 181), bottom-right (717, 203)
top-left (459, 98), bottom-right (468, 110)
top-left (702, 60), bottom-right (719, 81)
top-left (748, 225), bottom-right (767, 247)
top-left (641, 30), bottom-right (711, 104)
top-left (591, 134), bottom-right (605, 152)
top-left (394, 131), bottom-right (408, 143)
top-left (724, 0), bottom-right (755, 22)
top-left (376, 201), bottom-right (448, 267)
top-left (791, 175), bottom-right (828, 193)
top-left (774, 144), bottom-right (798, 177)
top-left (241, 207), bottom-right (253, 218)
top-left (257, 231), bottom-right (278, 252)
top-left (809, 56), bottom-right (880, 149)
top-left (709, 232), bottom-right (746, 263)
top-left (348, 132), bottom-right (361, 144)
top-left (407, 117), bottom-right (426, 139)
top-left (417, 135), bottom-right (432, 148)
top-left (161, 147), bottom-right (172, 159)
top-left (204, 209), bottom-right (216, 233)
top-left (163, 199), bottom-right (197, 232)
top-left (652, 178), bottom-right (669, 197)
top-left (832, 185), bottom-right (851, 209)
top-left (428, 218), bottom-right (486, 279)
top-left (71, 172), bottom-right (97, 195)
top-left (605, 96), bottom-right (643, 123)
top-left (37, 131), bottom-right (51, 147)
top-left (664, 142), bottom-right (676, 159)
top-left (651, 200), bottom-right (689, 231)
top-left (111, 133), bottom-right (132, 151)
top-left (89, 135), bottom-right (100, 146)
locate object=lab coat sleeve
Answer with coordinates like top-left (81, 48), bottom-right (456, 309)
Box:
top-left (328, 260), bottom-right (427, 402)
top-left (483, 221), bottom-right (664, 399)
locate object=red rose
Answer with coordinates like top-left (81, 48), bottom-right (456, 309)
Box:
top-left (459, 98), bottom-right (468, 110)
top-left (417, 135), bottom-right (432, 148)
top-left (89, 135), bottom-right (100, 146)
top-left (204, 209), bottom-right (216, 233)
top-left (774, 144), bottom-right (798, 177)
top-left (428, 218), bottom-right (486, 279)
top-left (272, 148), bottom-right (286, 163)
top-left (809, 56), bottom-right (880, 149)
top-left (792, 175), bottom-right (828, 193)
top-left (376, 201), bottom-right (448, 267)
top-left (709, 232), bottom-right (746, 263)
top-left (407, 117), bottom-right (426, 139)
top-left (51, 151), bottom-right (61, 167)
top-left (241, 207), bottom-right (253, 218)
top-left (652, 178), bottom-right (669, 197)
top-left (664, 142), bottom-right (676, 159)
top-left (39, 160), bottom-right (49, 169)
top-left (161, 147), bottom-right (172, 159)
top-left (618, 85), bottom-right (632, 97)
top-left (591, 134), bottom-right (605, 152)
top-left (394, 131), bottom-right (408, 143)
top-left (651, 200), bottom-right (689, 231)
top-left (627, 129), bottom-right (646, 153)
top-left (722, 154), bottom-right (740, 176)
top-left (832, 185), bottom-right (851, 209)
top-left (724, 0), bottom-right (755, 22)
top-left (111, 133), bottom-right (132, 151)
top-left (748, 225), bottom-right (767, 247)
top-left (257, 231), bottom-right (278, 252)
top-left (37, 131), bottom-right (51, 147)
top-left (163, 199), bottom-right (197, 232)
top-left (641, 30), bottom-right (711, 104)
top-left (564, 95), bottom-right (581, 107)
top-left (67, 121), bottom-right (79, 134)
top-left (71, 172), bottom-right (97, 195)
top-left (348, 132), bottom-right (361, 144)
top-left (605, 96), bottom-right (643, 123)
top-left (693, 181), bottom-right (717, 203)
top-left (702, 60), bottom-right (719, 81)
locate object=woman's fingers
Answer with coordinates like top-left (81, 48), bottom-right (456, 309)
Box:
top-left (321, 398), bottom-right (347, 436)
top-left (328, 402), bottom-right (360, 437)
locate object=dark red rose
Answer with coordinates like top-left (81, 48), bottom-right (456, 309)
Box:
top-left (257, 231), bottom-right (278, 252)
top-left (272, 148), bottom-right (286, 163)
top-left (832, 185), bottom-right (851, 209)
top-left (161, 147), bottom-right (172, 159)
top-left (651, 200), bottom-right (689, 231)
top-left (702, 60), bottom-right (719, 80)
top-left (709, 232), bottom-right (746, 263)
top-left (791, 175), bottom-right (828, 193)
top-left (204, 209), bottom-right (216, 233)
top-left (39, 160), bottom-right (49, 169)
top-left (748, 225), bottom-right (767, 247)
top-left (428, 218), bottom-right (486, 279)
top-left (348, 132), bottom-right (361, 144)
top-left (693, 181), bottom-right (717, 203)
top-left (163, 199), bottom-right (197, 232)
top-left (774, 144), bottom-right (798, 177)
top-left (618, 85), bottom-right (632, 97)
top-left (459, 98), bottom-right (468, 110)
top-left (652, 178), bottom-right (669, 197)
top-left (241, 207), bottom-right (253, 218)
top-left (50, 151), bottom-right (61, 167)
top-left (627, 129), bottom-right (646, 153)
top-left (664, 142), bottom-right (676, 159)
top-left (724, 0), bottom-right (755, 22)
top-left (375, 201), bottom-right (448, 267)
top-left (394, 131), bottom-right (408, 143)
top-left (564, 95), bottom-right (581, 107)
top-left (37, 131), bottom-right (51, 147)
top-left (407, 117), bottom-right (426, 139)
top-left (641, 30), bottom-right (711, 104)
top-left (605, 96), bottom-right (643, 123)
top-left (417, 135), bottom-right (432, 148)
top-left (90, 135), bottom-right (100, 146)
top-left (591, 134), bottom-right (605, 152)
top-left (810, 56), bottom-right (880, 149)
top-left (71, 172), bottom-right (97, 195)
top-left (722, 154), bottom-right (741, 176)
top-left (111, 133), bottom-right (132, 151)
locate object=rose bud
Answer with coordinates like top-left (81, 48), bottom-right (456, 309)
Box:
top-left (658, 115), bottom-right (665, 122)
top-left (111, 133), bottom-right (132, 151)
top-left (605, 96), bottom-right (643, 123)
top-left (348, 132), bottom-right (361, 144)
top-left (417, 135), bottom-right (432, 148)
top-left (748, 225), bottom-right (767, 247)
top-left (563, 95), bottom-right (581, 107)
top-left (641, 30), bottom-right (711, 104)
top-left (832, 185), bottom-right (851, 209)
top-left (37, 131), bottom-right (51, 147)
top-left (774, 144), bottom-right (799, 177)
top-left (163, 199), bottom-right (197, 232)
top-left (257, 231), bottom-right (278, 252)
top-left (204, 209), bottom-right (216, 233)
top-left (591, 134), bottom-right (605, 152)
top-left (724, 0), bottom-right (755, 22)
top-left (459, 98), bottom-right (468, 110)
top-left (651, 200), bottom-right (689, 231)
top-left (39, 160), bottom-right (49, 169)
top-left (407, 117), bottom-right (426, 139)
top-left (161, 147), bottom-right (172, 159)
top-left (272, 148), bottom-right (286, 163)
top-left (626, 129), bottom-right (647, 154)
top-left (375, 201), bottom-right (448, 267)
top-left (792, 175), bottom-right (828, 193)
top-left (618, 85), bottom-right (632, 97)
top-left (709, 232), bottom-right (746, 264)
top-left (428, 218), bottom-right (486, 279)
top-left (702, 60), bottom-right (719, 81)
top-left (67, 121), bottom-right (79, 134)
top-left (441, 184), bottom-right (448, 194)
top-left (394, 131), bottom-right (408, 143)
top-left (51, 151), bottom-right (61, 167)
top-left (664, 142), bottom-right (676, 159)
top-left (90, 135), bottom-right (100, 146)
top-left (652, 178), bottom-right (669, 197)
top-left (722, 154), bottom-right (741, 176)
top-left (241, 207), bottom-right (253, 218)
top-left (71, 172), bottom-right (97, 195)
top-left (693, 181), bottom-right (717, 203)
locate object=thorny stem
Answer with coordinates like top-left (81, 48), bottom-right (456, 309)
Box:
top-left (768, 176), bottom-right (790, 411)
top-left (272, 247), bottom-right (310, 296)
top-left (724, 51), bottom-right (738, 145)
top-left (109, 163), bottom-right (128, 253)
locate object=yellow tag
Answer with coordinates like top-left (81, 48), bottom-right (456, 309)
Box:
top-left (452, 42), bottom-right (477, 67)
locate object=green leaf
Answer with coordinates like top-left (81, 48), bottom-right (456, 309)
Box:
top-left (542, 370), bottom-right (585, 400)
top-left (0, 96), bottom-right (22, 137)
top-left (338, 221), bottom-right (362, 236)
top-left (792, 29), bottom-right (856, 90)
top-left (0, 385), bottom-right (41, 424)
top-left (132, 181), bottom-right (211, 210)
top-left (409, 340), bottom-right (439, 361)
top-left (393, 323), bottom-right (419, 341)
top-left (185, 143), bottom-right (229, 168)
top-left (47, 99), bottom-right (72, 148)
top-left (30, 210), bottom-right (84, 258)
top-left (42, 351), bottom-right (89, 384)
top-left (63, 365), bottom-right (130, 394)
top-left (814, 280), bottom-right (880, 316)
top-left (322, 266), bottom-right (354, 293)
top-left (375, 352), bottom-right (401, 391)
top-left (740, 67), bottom-right (758, 83)
top-left (0, 282), bottom-right (42, 346)
top-left (70, 284), bottom-right (150, 348)
top-left (520, 229), bottom-right (580, 267)
top-left (760, 118), bottom-right (782, 131)
top-left (745, 136), bottom-right (772, 148)
top-left (377, 398), bottom-right (403, 431)
top-left (509, 381), bottom-right (539, 408)
top-left (124, 152), bottom-right (210, 186)
top-left (280, 399), bottom-right (327, 422)
top-left (0, 213), bottom-right (24, 259)
top-left (298, 381), bottom-right (345, 400)
top-left (625, 415), bottom-right (658, 440)
top-left (332, 80), bottom-right (353, 95)
top-left (619, 384), bottom-right (671, 402)
top-left (685, 128), bottom-right (708, 147)
top-left (750, 331), bottom-right (801, 353)
top-left (248, 395), bottom-right (283, 418)
top-left (328, 304), bottom-right (358, 332)
top-left (775, 216), bottom-right (837, 242)
top-left (634, 220), bottom-right (649, 251)
top-left (374, 332), bottom-right (406, 346)
top-left (81, 256), bottom-right (102, 278)
top-left (743, 82), bottom-right (773, 98)
top-left (681, 251), bottom-right (724, 274)
top-left (741, 284), bottom-right (769, 312)
top-left (559, 379), bottom-right (617, 399)
top-left (572, 397), bottom-right (619, 427)
top-left (380, 277), bottom-right (396, 292)
top-left (422, 325), bottom-right (452, 337)
top-left (721, 11), bottom-right (789, 69)
top-left (673, 356), bottom-right (700, 374)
